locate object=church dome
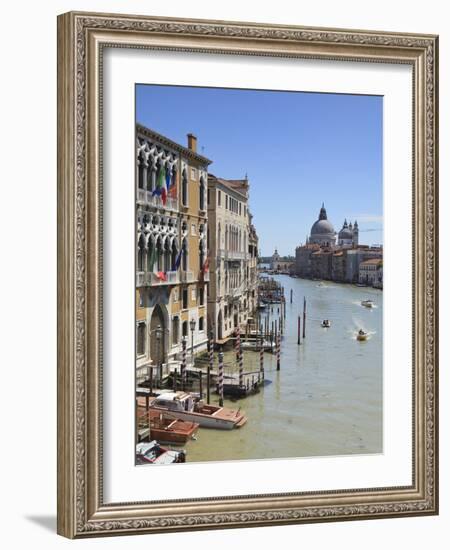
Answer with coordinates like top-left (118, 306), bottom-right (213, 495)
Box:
top-left (339, 228), bottom-right (352, 239)
top-left (311, 219), bottom-right (335, 235)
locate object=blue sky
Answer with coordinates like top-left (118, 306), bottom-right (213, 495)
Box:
top-left (136, 85), bottom-right (383, 256)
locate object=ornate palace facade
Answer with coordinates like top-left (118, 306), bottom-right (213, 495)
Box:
top-left (136, 124), bottom-right (211, 382)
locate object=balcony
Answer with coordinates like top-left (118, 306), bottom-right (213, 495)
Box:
top-left (149, 271), bottom-right (180, 285)
top-left (217, 249), bottom-right (247, 261)
top-left (136, 272), bottom-right (145, 287)
top-left (181, 270), bottom-right (195, 283)
top-left (136, 188), bottom-right (178, 212)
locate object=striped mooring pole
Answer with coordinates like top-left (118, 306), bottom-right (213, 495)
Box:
top-left (218, 350), bottom-right (224, 407)
top-left (276, 328), bottom-right (281, 371)
top-left (207, 330), bottom-right (214, 404)
top-left (236, 327), bottom-right (244, 387)
top-left (181, 337), bottom-right (187, 390)
top-left (259, 336), bottom-right (264, 380)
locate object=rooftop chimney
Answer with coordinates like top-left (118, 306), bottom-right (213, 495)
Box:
top-left (187, 133), bottom-right (197, 153)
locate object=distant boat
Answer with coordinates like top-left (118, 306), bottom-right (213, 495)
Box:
top-left (357, 329), bottom-right (368, 341)
top-left (361, 299), bottom-right (374, 308)
top-left (321, 320), bottom-right (331, 328)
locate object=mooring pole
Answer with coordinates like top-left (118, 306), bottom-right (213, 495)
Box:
top-left (218, 350), bottom-right (224, 407)
top-left (260, 335), bottom-right (264, 380)
top-left (276, 326), bottom-right (281, 371)
top-left (149, 366), bottom-right (153, 394)
top-left (207, 330), bottom-right (214, 404)
top-left (290, 288), bottom-right (293, 304)
top-left (199, 370), bottom-right (203, 399)
top-left (173, 367), bottom-right (177, 392)
top-left (303, 296), bottom-right (306, 339)
top-left (297, 315), bottom-right (301, 345)
top-left (181, 337), bottom-right (187, 390)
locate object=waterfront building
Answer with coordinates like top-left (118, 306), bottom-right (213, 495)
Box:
top-left (359, 258), bottom-right (383, 287)
top-left (136, 124), bottom-right (212, 383)
top-left (270, 248), bottom-right (295, 272)
top-left (295, 203), bottom-right (382, 283)
top-left (207, 174), bottom-right (258, 342)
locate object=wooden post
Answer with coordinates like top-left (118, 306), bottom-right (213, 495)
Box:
top-left (159, 362), bottom-right (163, 387)
top-left (173, 367), bottom-right (177, 392)
top-left (149, 366), bottom-right (153, 394)
top-left (276, 327), bottom-right (281, 371)
top-left (260, 336), bottom-right (264, 379)
top-left (199, 370), bottom-right (203, 399)
top-left (297, 315), bottom-right (301, 345)
top-left (181, 337), bottom-right (187, 390)
top-left (290, 288), bottom-right (293, 303)
top-left (303, 296), bottom-right (306, 339)
top-left (207, 330), bottom-right (213, 404)
top-left (218, 350), bottom-right (224, 407)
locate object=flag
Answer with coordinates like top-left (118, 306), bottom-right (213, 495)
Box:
top-left (152, 165), bottom-right (167, 205)
top-left (173, 248), bottom-right (183, 271)
top-left (156, 271), bottom-right (167, 281)
top-left (168, 168), bottom-right (177, 199)
top-left (202, 256), bottom-right (209, 273)
top-left (165, 168), bottom-right (171, 194)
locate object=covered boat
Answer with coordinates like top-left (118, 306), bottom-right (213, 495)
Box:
top-left (148, 391), bottom-right (247, 430)
top-left (361, 299), bottom-right (374, 308)
top-left (321, 319), bottom-right (331, 328)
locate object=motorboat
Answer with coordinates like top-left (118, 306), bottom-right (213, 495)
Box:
top-left (361, 299), bottom-right (374, 308)
top-left (148, 391), bottom-right (247, 430)
top-left (136, 440), bottom-right (186, 465)
top-left (241, 339), bottom-right (276, 352)
top-left (357, 329), bottom-right (368, 341)
top-left (143, 409), bottom-right (199, 444)
top-left (321, 320), bottom-right (331, 328)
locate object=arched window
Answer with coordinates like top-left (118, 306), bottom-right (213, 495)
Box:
top-left (147, 162), bottom-right (156, 191)
top-left (156, 237), bottom-right (163, 271)
top-left (199, 177), bottom-right (205, 210)
top-left (181, 169), bottom-right (188, 206)
top-left (163, 238), bottom-right (171, 272)
top-left (225, 225), bottom-right (228, 249)
top-left (199, 240), bottom-right (205, 271)
top-left (147, 238), bottom-right (155, 272)
top-left (171, 239), bottom-right (178, 271)
top-left (182, 238), bottom-right (188, 271)
top-left (218, 223), bottom-right (221, 250)
top-left (138, 154), bottom-right (145, 189)
top-left (137, 234), bottom-right (145, 271)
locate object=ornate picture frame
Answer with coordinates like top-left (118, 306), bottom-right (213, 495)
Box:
top-left (57, 11), bottom-right (438, 538)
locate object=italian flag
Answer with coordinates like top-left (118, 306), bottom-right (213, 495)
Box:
top-left (152, 165), bottom-right (167, 205)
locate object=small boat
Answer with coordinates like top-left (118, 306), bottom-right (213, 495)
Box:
top-left (357, 329), bottom-right (368, 341)
top-left (361, 299), bottom-right (374, 308)
top-left (146, 410), bottom-right (199, 444)
top-left (148, 391), bottom-right (247, 430)
top-left (136, 440), bottom-right (186, 465)
top-left (241, 339), bottom-right (276, 352)
top-left (321, 320), bottom-right (331, 328)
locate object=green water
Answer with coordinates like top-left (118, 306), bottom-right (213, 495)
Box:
top-left (184, 275), bottom-right (382, 463)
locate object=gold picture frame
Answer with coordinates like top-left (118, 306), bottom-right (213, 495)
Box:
top-left (57, 11), bottom-right (439, 538)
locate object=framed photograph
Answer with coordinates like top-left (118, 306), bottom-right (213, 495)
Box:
top-left (57, 11), bottom-right (439, 538)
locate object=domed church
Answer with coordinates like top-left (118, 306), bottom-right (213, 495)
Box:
top-left (308, 203), bottom-right (336, 247)
top-left (307, 204), bottom-right (359, 248)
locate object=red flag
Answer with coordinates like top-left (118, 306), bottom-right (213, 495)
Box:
top-left (202, 257), bottom-right (209, 273)
top-left (156, 271), bottom-right (167, 281)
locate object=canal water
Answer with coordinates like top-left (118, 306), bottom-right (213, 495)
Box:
top-left (186, 275), bottom-right (383, 463)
